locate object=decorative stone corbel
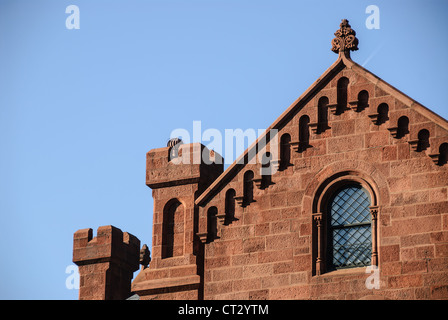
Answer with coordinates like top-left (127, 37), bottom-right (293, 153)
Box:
top-left (216, 213), bottom-right (226, 225)
top-left (328, 103), bottom-right (339, 115)
top-left (367, 113), bottom-right (379, 124)
top-left (289, 141), bottom-right (301, 153)
top-left (289, 141), bottom-right (309, 153)
top-left (196, 232), bottom-right (208, 244)
top-left (408, 139), bottom-right (419, 151)
top-left (428, 153), bottom-right (440, 165)
top-left (309, 122), bottom-right (319, 134)
top-left (234, 195), bottom-right (245, 207)
top-left (348, 100), bottom-right (368, 112)
top-left (270, 159), bottom-right (280, 173)
top-left (387, 126), bottom-right (399, 138)
top-left (253, 178), bottom-right (263, 189)
top-left (348, 100), bottom-right (358, 111)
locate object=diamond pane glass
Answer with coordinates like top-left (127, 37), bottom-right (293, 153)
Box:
top-left (332, 225), bottom-right (371, 268)
top-left (329, 185), bottom-right (371, 269)
top-left (330, 186), bottom-right (370, 226)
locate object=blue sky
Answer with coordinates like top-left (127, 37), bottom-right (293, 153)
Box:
top-left (1, 0), bottom-right (447, 299)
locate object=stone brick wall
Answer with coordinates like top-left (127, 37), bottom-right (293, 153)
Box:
top-left (73, 225), bottom-right (140, 300)
top-left (197, 65), bottom-right (448, 300)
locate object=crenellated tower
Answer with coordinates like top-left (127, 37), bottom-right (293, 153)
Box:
top-left (73, 225), bottom-right (140, 300)
top-left (131, 139), bottom-right (223, 299)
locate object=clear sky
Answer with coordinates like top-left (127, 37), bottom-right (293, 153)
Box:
top-left (1, 0), bottom-right (447, 300)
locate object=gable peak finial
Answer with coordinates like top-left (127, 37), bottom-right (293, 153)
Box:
top-left (331, 19), bottom-right (359, 57)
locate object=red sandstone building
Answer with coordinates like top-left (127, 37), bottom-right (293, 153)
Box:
top-left (73, 20), bottom-right (448, 300)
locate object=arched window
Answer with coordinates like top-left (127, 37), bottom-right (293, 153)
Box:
top-left (243, 170), bottom-right (254, 206)
top-left (396, 116), bottom-right (409, 139)
top-left (317, 96), bottom-right (329, 133)
top-left (327, 184), bottom-right (372, 270)
top-left (162, 199), bottom-right (184, 258)
top-left (417, 129), bottom-right (430, 152)
top-left (279, 133), bottom-right (291, 171)
top-left (207, 207), bottom-right (218, 242)
top-left (224, 189), bottom-right (236, 225)
top-left (357, 90), bottom-right (369, 111)
top-left (312, 173), bottom-right (379, 276)
top-left (377, 103), bottom-right (389, 125)
top-left (299, 115), bottom-right (310, 151)
top-left (261, 152), bottom-right (272, 189)
top-left (438, 143), bottom-right (448, 165)
top-left (337, 77), bottom-right (349, 114)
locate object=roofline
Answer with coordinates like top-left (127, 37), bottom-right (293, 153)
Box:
top-left (195, 53), bottom-right (448, 207)
top-left (195, 56), bottom-right (345, 206)
top-left (340, 54), bottom-right (448, 131)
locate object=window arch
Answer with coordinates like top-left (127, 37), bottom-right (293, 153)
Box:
top-left (261, 152), bottom-right (272, 189)
top-left (317, 96), bottom-right (329, 133)
top-left (336, 77), bottom-right (349, 114)
top-left (224, 189), bottom-right (236, 225)
top-left (312, 172), bottom-right (379, 276)
top-left (396, 116), bottom-right (409, 139)
top-left (243, 170), bottom-right (254, 206)
top-left (162, 199), bottom-right (184, 258)
top-left (279, 133), bottom-right (291, 171)
top-left (357, 90), bottom-right (369, 111)
top-left (417, 129), bottom-right (430, 152)
top-left (327, 184), bottom-right (372, 270)
top-left (437, 143), bottom-right (448, 165)
top-left (299, 115), bottom-right (310, 151)
top-left (207, 206), bottom-right (218, 243)
top-left (376, 103), bottom-right (389, 125)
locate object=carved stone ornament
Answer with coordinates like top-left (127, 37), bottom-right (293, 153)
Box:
top-left (369, 206), bottom-right (379, 220)
top-left (331, 19), bottom-right (359, 54)
top-left (312, 213), bottom-right (323, 226)
top-left (139, 244), bottom-right (151, 269)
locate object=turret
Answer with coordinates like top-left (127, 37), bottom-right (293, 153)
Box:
top-left (73, 225), bottom-right (140, 300)
top-left (131, 140), bottom-right (223, 299)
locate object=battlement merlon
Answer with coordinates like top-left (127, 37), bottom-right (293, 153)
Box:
top-left (146, 142), bottom-right (223, 190)
top-left (73, 225), bottom-right (140, 270)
